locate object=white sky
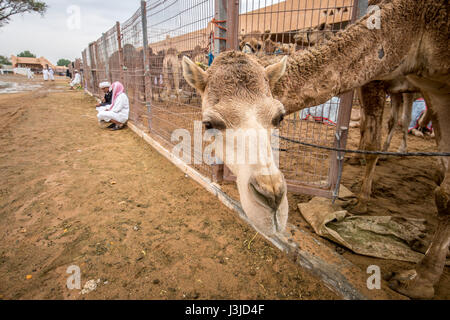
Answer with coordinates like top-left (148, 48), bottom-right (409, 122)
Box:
top-left (0, 0), bottom-right (284, 65)
top-left (0, 0), bottom-right (139, 64)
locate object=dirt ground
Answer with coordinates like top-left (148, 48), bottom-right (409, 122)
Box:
top-left (0, 75), bottom-right (337, 300)
top-left (0, 74), bottom-right (448, 300)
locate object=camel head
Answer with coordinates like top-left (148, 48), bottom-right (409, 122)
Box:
top-left (182, 51), bottom-right (289, 236)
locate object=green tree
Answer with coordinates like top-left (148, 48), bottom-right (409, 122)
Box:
top-left (0, 55), bottom-right (11, 67)
top-left (17, 50), bottom-right (36, 58)
top-left (57, 58), bottom-right (71, 67)
top-left (0, 0), bottom-right (48, 27)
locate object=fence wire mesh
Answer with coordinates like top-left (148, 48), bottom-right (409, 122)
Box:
top-left (80, 0), bottom-right (358, 198)
top-left (121, 8), bottom-right (147, 124)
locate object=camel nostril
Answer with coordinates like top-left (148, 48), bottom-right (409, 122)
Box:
top-left (249, 180), bottom-right (283, 212)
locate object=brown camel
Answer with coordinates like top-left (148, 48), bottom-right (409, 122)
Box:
top-left (294, 22), bottom-right (335, 47)
top-left (182, 0), bottom-right (449, 299)
top-left (240, 30), bottom-right (296, 56)
top-left (162, 47), bottom-right (181, 101)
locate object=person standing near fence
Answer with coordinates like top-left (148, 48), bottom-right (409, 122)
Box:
top-left (97, 81), bottom-right (129, 131)
top-left (48, 66), bottom-right (55, 81)
top-left (70, 70), bottom-right (81, 89)
top-left (26, 68), bottom-right (34, 80)
top-left (42, 65), bottom-right (49, 81)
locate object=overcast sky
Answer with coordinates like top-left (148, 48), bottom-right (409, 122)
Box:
top-left (0, 0), bottom-right (139, 64)
top-left (0, 0), bottom-right (284, 64)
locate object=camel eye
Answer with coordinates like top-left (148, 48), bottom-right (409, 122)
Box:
top-left (272, 113), bottom-right (285, 127)
top-left (203, 121), bottom-right (213, 130)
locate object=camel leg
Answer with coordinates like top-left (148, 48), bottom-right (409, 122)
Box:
top-left (397, 93), bottom-right (414, 153)
top-left (388, 91), bottom-right (450, 299)
top-left (353, 82), bottom-right (385, 214)
top-left (382, 93), bottom-right (402, 152)
top-left (348, 88), bottom-right (366, 165)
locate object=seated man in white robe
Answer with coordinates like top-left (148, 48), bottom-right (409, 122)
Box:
top-left (70, 70), bottom-right (81, 89)
top-left (97, 81), bottom-right (129, 131)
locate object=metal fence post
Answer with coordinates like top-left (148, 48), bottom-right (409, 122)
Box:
top-left (226, 0), bottom-right (239, 51)
top-left (101, 33), bottom-right (110, 83)
top-left (212, 0), bottom-right (232, 183)
top-left (141, 0), bottom-right (152, 132)
top-left (358, 0), bottom-right (369, 19)
top-left (116, 21), bottom-right (125, 83)
top-left (330, 0), bottom-right (369, 200)
top-left (214, 0), bottom-right (228, 56)
top-left (88, 42), bottom-right (97, 93)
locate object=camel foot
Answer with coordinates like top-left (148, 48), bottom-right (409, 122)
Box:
top-left (386, 269), bottom-right (435, 299)
top-left (397, 146), bottom-right (407, 154)
top-left (349, 199), bottom-right (368, 215)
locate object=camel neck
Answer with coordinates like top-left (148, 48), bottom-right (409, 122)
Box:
top-left (273, 0), bottom-right (422, 114)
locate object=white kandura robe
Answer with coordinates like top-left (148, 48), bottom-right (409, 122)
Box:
top-left (70, 73), bottom-right (81, 87)
top-left (43, 69), bottom-right (49, 81)
top-left (48, 68), bottom-right (55, 81)
top-left (97, 92), bottom-right (129, 124)
top-left (27, 69), bottom-right (34, 79)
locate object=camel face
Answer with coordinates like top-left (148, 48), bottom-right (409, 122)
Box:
top-left (182, 52), bottom-right (289, 235)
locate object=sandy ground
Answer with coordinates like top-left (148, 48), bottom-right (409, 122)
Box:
top-left (0, 75), bottom-right (337, 300)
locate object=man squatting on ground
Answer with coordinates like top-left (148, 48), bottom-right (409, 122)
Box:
top-left (96, 81), bottom-right (129, 131)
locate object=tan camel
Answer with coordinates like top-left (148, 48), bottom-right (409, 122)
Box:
top-left (182, 0), bottom-right (449, 299)
top-left (294, 22), bottom-right (335, 47)
top-left (240, 30), bottom-right (296, 56)
top-left (162, 47), bottom-right (181, 101)
top-left (191, 45), bottom-right (209, 68)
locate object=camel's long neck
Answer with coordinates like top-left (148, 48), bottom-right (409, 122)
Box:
top-left (275, 0), bottom-right (422, 114)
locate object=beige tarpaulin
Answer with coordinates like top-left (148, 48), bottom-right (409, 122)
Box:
top-left (297, 187), bottom-right (439, 264)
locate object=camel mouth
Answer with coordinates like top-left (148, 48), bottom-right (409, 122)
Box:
top-left (246, 181), bottom-right (287, 235)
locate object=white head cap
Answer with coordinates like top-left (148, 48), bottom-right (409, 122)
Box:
top-left (99, 81), bottom-right (111, 89)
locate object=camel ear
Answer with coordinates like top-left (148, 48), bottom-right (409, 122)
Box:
top-left (265, 56), bottom-right (287, 89)
top-left (182, 56), bottom-right (207, 93)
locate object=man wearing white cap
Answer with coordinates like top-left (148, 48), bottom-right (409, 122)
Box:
top-left (96, 81), bottom-right (112, 110)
